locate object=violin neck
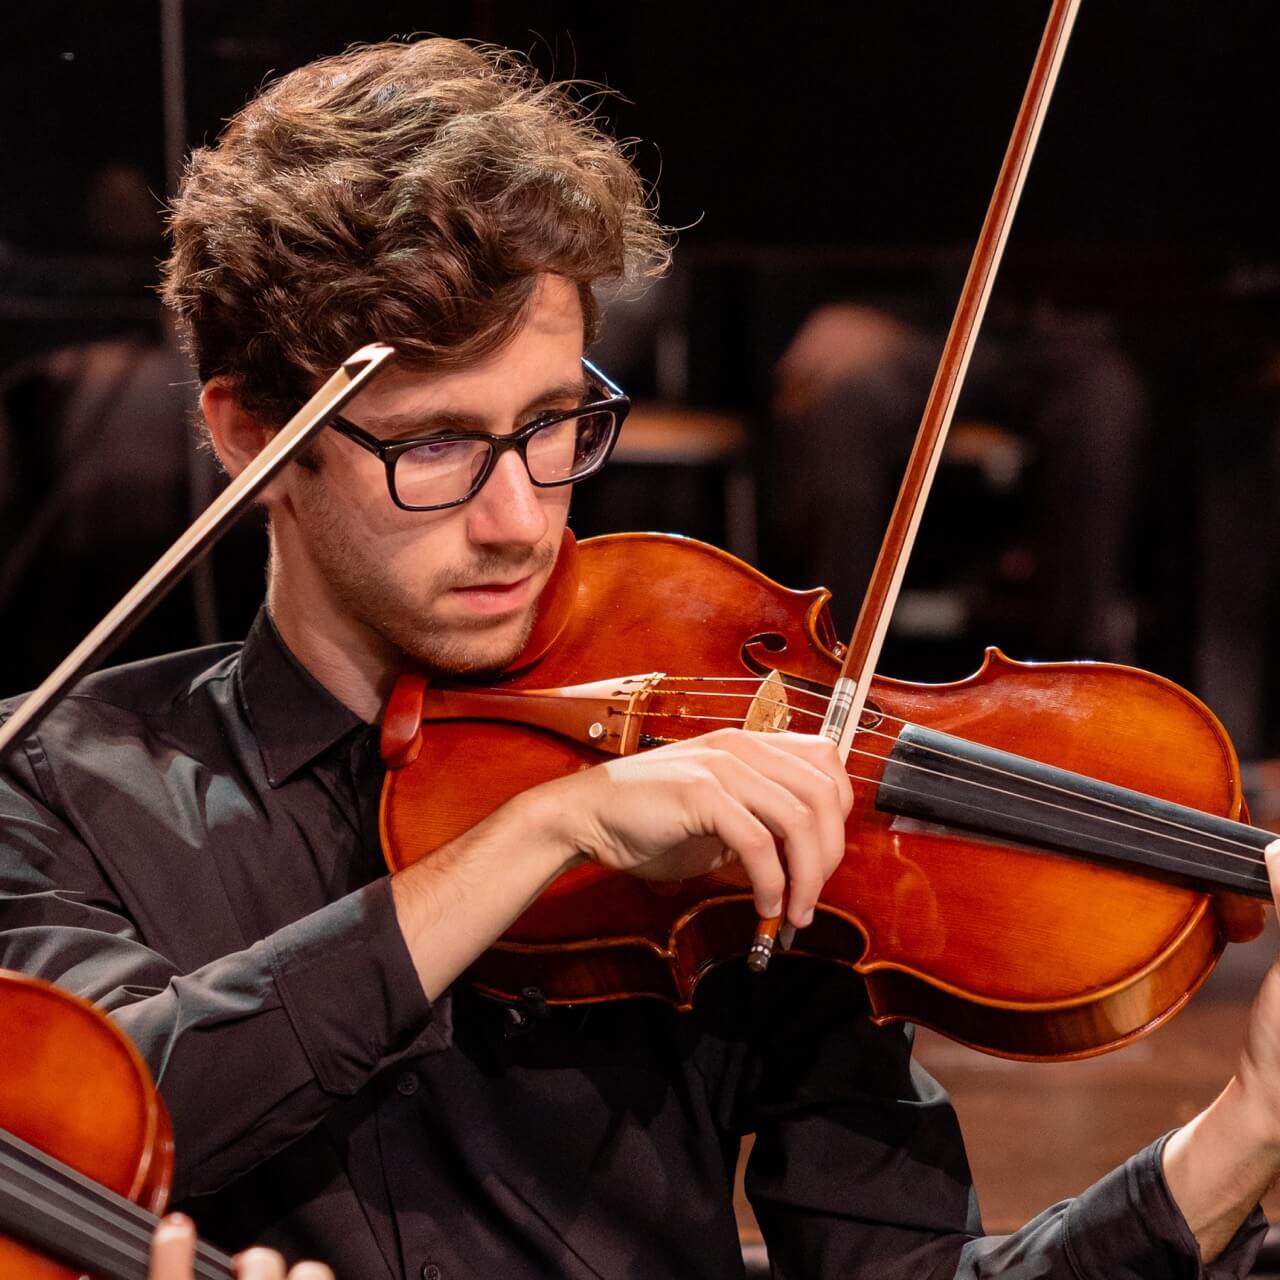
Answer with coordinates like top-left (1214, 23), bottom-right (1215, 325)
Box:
top-left (0, 1127), bottom-right (234, 1280)
top-left (878, 725), bottom-right (1273, 900)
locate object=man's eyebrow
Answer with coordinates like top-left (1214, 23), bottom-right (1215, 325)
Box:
top-left (356, 380), bottom-right (590, 438)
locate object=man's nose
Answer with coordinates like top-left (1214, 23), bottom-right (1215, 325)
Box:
top-left (464, 448), bottom-right (550, 546)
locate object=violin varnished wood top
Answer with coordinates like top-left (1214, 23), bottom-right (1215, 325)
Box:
top-left (380, 533), bottom-right (1265, 1062)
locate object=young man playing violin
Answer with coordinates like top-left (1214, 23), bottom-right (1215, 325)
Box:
top-left (2, 36), bottom-right (1280, 1280)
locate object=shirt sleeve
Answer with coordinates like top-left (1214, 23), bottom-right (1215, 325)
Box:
top-left (961, 1135), bottom-right (1267, 1279)
top-left (0, 732), bottom-right (439, 1200)
top-left (720, 960), bottom-right (1267, 1279)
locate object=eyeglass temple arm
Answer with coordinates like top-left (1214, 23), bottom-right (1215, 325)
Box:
top-left (0, 343), bottom-right (398, 769)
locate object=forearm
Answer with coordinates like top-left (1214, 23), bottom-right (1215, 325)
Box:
top-left (389, 782), bottom-right (579, 1001)
top-left (1162, 1075), bottom-right (1280, 1261)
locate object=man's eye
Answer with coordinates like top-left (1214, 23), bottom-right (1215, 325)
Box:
top-left (401, 439), bottom-right (477, 466)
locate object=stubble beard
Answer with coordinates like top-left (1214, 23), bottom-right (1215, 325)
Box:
top-left (300, 494), bottom-right (554, 677)
top-left (387, 551), bottom-right (548, 677)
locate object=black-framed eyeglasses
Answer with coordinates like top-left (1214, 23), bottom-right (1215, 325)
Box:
top-left (328, 357), bottom-right (629, 512)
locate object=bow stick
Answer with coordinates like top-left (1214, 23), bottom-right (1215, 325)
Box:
top-left (749, 0), bottom-right (1083, 971)
top-left (0, 343), bottom-right (397, 768)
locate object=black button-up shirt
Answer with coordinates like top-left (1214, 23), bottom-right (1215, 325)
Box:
top-left (0, 610), bottom-right (1267, 1277)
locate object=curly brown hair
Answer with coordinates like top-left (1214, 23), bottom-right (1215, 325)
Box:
top-left (161, 38), bottom-right (670, 423)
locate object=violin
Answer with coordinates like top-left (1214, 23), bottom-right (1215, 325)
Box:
top-left (0, 967), bottom-right (234, 1279)
top-left (377, 0), bottom-right (1272, 1062)
top-left (378, 530), bottom-right (1268, 1061)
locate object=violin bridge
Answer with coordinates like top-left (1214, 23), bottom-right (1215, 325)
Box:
top-left (743, 670), bottom-right (792, 734)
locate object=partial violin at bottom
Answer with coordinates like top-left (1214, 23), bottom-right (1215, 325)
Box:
top-left (0, 967), bottom-right (234, 1279)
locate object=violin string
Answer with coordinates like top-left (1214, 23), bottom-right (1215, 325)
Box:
top-left (13, 1147), bottom-right (163, 1241)
top-left (615, 705), bottom-right (1271, 877)
top-left (838, 741), bottom-right (1268, 879)
top-left (657, 742), bottom-right (1267, 895)
top-left (849, 719), bottom-right (1266, 863)
top-left (866, 770), bottom-right (1267, 895)
top-left (0, 1175), bottom-right (233, 1280)
top-left (640, 681), bottom-right (1271, 861)
top-left (1, 1131), bottom-right (159, 1240)
top-left (661, 675), bottom-right (831, 686)
top-left (0, 1132), bottom-right (232, 1278)
top-left (849, 754), bottom-right (1270, 884)
top-left (651, 679), bottom-right (1265, 854)
top-left (657, 675), bottom-right (835, 703)
top-left (0, 1146), bottom-right (154, 1274)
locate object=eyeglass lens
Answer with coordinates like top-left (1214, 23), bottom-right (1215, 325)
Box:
top-left (392, 409), bottom-right (616, 508)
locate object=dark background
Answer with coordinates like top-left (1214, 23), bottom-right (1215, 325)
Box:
top-left (8, 2), bottom-right (1276, 254)
top-left (4, 1), bottom-right (1280, 758)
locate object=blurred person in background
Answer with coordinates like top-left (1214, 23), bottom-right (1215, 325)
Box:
top-left (772, 301), bottom-right (1148, 660)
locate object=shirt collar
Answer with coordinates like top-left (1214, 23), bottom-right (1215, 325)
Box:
top-left (236, 607), bottom-right (366, 787)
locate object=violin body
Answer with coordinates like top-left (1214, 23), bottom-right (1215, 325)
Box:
top-left (380, 533), bottom-right (1266, 1062)
top-left (0, 968), bottom-right (173, 1277)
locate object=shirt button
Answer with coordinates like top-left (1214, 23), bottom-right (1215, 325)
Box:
top-left (421, 1265), bottom-right (442, 1280)
top-left (396, 1071), bottom-right (419, 1096)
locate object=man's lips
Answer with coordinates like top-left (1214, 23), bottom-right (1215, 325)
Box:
top-left (446, 573), bottom-right (536, 614)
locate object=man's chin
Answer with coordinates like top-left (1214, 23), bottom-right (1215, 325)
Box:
top-left (403, 607), bottom-right (538, 677)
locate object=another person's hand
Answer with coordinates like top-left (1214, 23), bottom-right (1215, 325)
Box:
top-left (149, 1214), bottom-right (335, 1280)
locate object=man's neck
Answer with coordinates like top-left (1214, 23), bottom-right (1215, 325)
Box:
top-left (266, 567), bottom-right (396, 725)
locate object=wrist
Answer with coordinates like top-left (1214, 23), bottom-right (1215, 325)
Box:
top-left (1224, 1068), bottom-right (1280, 1158)
top-left (1163, 1074), bottom-right (1280, 1260)
top-left (510, 776), bottom-right (592, 877)
top-left (387, 782), bottom-right (585, 1001)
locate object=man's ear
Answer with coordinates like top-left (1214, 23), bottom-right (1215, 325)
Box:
top-left (201, 379), bottom-right (274, 481)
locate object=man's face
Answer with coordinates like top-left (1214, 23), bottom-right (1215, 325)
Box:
top-left (274, 274), bottom-right (583, 676)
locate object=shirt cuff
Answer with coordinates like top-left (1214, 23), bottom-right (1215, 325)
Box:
top-left (267, 876), bottom-right (442, 1095)
top-left (1063, 1132), bottom-right (1268, 1280)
